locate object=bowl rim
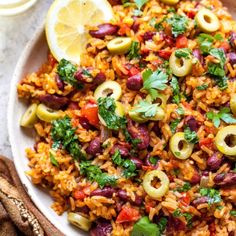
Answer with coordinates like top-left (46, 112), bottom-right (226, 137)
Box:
top-left (7, 25), bottom-right (69, 235)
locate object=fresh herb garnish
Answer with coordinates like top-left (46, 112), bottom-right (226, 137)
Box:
top-left (131, 100), bottom-right (159, 118)
top-left (142, 69), bottom-right (168, 101)
top-left (175, 48), bottom-right (192, 59)
top-left (230, 210), bottom-right (236, 216)
top-left (79, 161), bottom-right (117, 188)
top-left (112, 150), bottom-right (137, 178)
top-left (51, 116), bottom-right (86, 160)
top-left (173, 209), bottom-right (193, 228)
top-left (134, 0), bottom-right (148, 10)
top-left (49, 151), bottom-right (59, 167)
top-left (57, 59), bottom-right (82, 89)
top-left (177, 182), bottom-right (191, 192)
top-left (170, 118), bottom-right (181, 134)
top-left (197, 33), bottom-right (214, 54)
top-left (123, 129), bottom-right (141, 150)
top-left (154, 16), bottom-right (167, 31)
top-left (128, 41), bottom-right (140, 60)
top-left (176, 107), bottom-right (185, 115)
top-left (206, 107), bottom-right (236, 128)
top-left (184, 127), bottom-right (199, 144)
top-left (167, 14), bottom-right (189, 37)
top-left (170, 77), bottom-right (181, 104)
top-left (149, 156), bottom-right (158, 165)
top-left (196, 84), bottom-right (208, 90)
top-left (98, 97), bottom-right (127, 130)
top-left (200, 188), bottom-right (222, 205)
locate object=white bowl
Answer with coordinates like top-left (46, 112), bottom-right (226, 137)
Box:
top-left (7, 26), bottom-right (87, 236)
top-left (7, 1), bottom-right (236, 235)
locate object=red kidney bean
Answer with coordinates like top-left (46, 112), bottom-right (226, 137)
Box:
top-left (107, 0), bottom-right (121, 5)
top-left (55, 75), bottom-right (64, 90)
top-left (167, 216), bottom-right (186, 232)
top-left (133, 195), bottom-right (143, 206)
top-left (131, 16), bottom-right (140, 33)
top-left (227, 52), bottom-right (236, 65)
top-left (207, 153), bottom-right (223, 170)
top-left (38, 94), bottom-right (68, 110)
top-left (126, 74), bottom-right (143, 91)
top-left (190, 171), bottom-right (201, 184)
top-left (229, 31), bottom-right (236, 48)
top-left (79, 117), bottom-right (92, 130)
top-left (202, 170), bottom-right (209, 177)
top-left (93, 72), bottom-right (106, 86)
top-left (86, 137), bottom-right (101, 156)
top-left (214, 172), bottom-right (236, 186)
top-left (89, 23), bottom-right (119, 39)
top-left (163, 34), bottom-right (175, 46)
top-left (90, 187), bottom-right (115, 198)
top-left (68, 102), bottom-right (79, 110)
top-left (110, 144), bottom-right (129, 157)
top-left (144, 155), bottom-right (158, 168)
top-left (130, 157), bottom-right (143, 169)
top-left (192, 196), bottom-right (209, 206)
top-left (192, 49), bottom-right (204, 65)
top-left (127, 120), bottom-right (150, 150)
top-left (90, 219), bottom-right (112, 236)
top-left (77, 206), bottom-right (90, 214)
top-left (143, 31), bottom-right (156, 41)
top-left (117, 189), bottom-right (129, 201)
top-left (185, 116), bottom-right (198, 132)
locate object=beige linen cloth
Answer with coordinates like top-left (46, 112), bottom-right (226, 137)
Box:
top-left (0, 155), bottom-right (64, 236)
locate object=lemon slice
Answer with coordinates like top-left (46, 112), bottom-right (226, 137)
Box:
top-left (45, 0), bottom-right (114, 65)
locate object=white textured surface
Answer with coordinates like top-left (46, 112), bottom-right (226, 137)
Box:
top-left (0, 0), bottom-right (52, 158)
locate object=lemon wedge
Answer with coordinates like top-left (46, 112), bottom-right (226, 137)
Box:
top-left (45, 0), bottom-right (114, 65)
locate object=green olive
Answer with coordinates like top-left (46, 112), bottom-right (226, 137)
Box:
top-left (146, 94), bottom-right (169, 109)
top-left (94, 80), bottom-right (122, 101)
top-left (230, 94), bottom-right (236, 115)
top-left (20, 103), bottom-right (38, 128)
top-left (67, 212), bottom-right (92, 231)
top-left (36, 104), bottom-right (64, 122)
top-left (107, 37), bottom-right (132, 54)
top-left (143, 170), bottom-right (170, 199)
top-left (169, 51), bottom-right (192, 77)
top-left (161, 0), bottom-right (179, 5)
top-left (195, 8), bottom-right (220, 33)
top-left (215, 125), bottom-right (236, 157)
top-left (149, 107), bottom-right (165, 121)
top-left (98, 101), bottom-right (125, 126)
top-left (169, 132), bottom-right (194, 159)
top-left (128, 110), bottom-right (149, 123)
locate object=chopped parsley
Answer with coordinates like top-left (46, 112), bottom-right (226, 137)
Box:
top-left (175, 48), bottom-right (192, 59)
top-left (57, 59), bottom-right (82, 89)
top-left (98, 97), bottom-right (127, 130)
top-left (131, 216), bottom-right (167, 236)
top-left (200, 188), bottom-right (222, 205)
top-left (206, 107), bottom-right (236, 128)
top-left (230, 210), bottom-right (236, 216)
top-left (131, 100), bottom-right (159, 118)
top-left (177, 182), bottom-right (191, 192)
top-left (79, 161), bottom-right (117, 188)
top-left (184, 127), bottom-right (199, 144)
top-left (154, 16), bottom-right (167, 31)
top-left (49, 151), bottom-right (59, 167)
top-left (123, 129), bottom-right (141, 150)
top-left (176, 107), bottom-right (185, 115)
top-left (128, 41), bottom-right (140, 60)
top-left (170, 118), bottom-right (181, 134)
top-left (133, 0), bottom-right (148, 15)
top-left (170, 77), bottom-right (181, 104)
top-left (173, 208), bottom-right (193, 228)
top-left (142, 69), bottom-right (168, 101)
top-left (51, 116), bottom-right (86, 160)
top-left (149, 156), bottom-right (158, 165)
top-left (112, 150), bottom-right (137, 178)
top-left (167, 14), bottom-right (189, 37)
top-left (196, 84), bottom-right (208, 90)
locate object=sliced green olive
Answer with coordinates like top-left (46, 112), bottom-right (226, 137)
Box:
top-left (146, 94), bottom-right (169, 109)
top-left (195, 8), bottom-right (220, 33)
top-left (149, 107), bottom-right (165, 121)
top-left (215, 125), bottom-right (236, 157)
top-left (143, 170), bottom-right (169, 199)
top-left (67, 212), bottom-right (92, 231)
top-left (169, 51), bottom-right (192, 77)
top-left (230, 94), bottom-right (236, 115)
top-left (36, 104), bottom-right (64, 122)
top-left (107, 37), bottom-right (132, 54)
top-left (98, 101), bottom-right (125, 126)
top-left (94, 80), bottom-right (122, 101)
top-left (20, 103), bottom-right (38, 128)
top-left (169, 132), bottom-right (194, 159)
top-left (128, 110), bottom-right (149, 123)
top-left (161, 0), bottom-right (179, 5)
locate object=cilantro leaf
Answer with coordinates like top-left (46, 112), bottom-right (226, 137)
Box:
top-left (143, 69), bottom-right (168, 100)
top-left (128, 41), bottom-right (140, 60)
top-left (167, 14), bottom-right (189, 37)
top-left (170, 77), bottom-right (180, 104)
top-left (196, 84), bottom-right (208, 90)
top-left (170, 118), bottom-right (181, 134)
top-left (134, 0), bottom-right (148, 10)
top-left (131, 216), bottom-right (161, 236)
top-left (184, 127), bottom-right (199, 144)
top-left (175, 48), bottom-right (192, 59)
top-left (230, 210), bottom-right (236, 216)
top-left (131, 100), bottom-right (159, 118)
top-left (209, 48), bottom-right (226, 67)
top-left (57, 59), bottom-right (82, 89)
top-left (173, 208), bottom-right (193, 228)
top-left (49, 152), bottom-right (59, 167)
top-left (177, 182), bottom-right (191, 192)
top-left (79, 161), bottom-right (117, 188)
top-left (98, 97), bottom-right (127, 130)
top-left (176, 107), bottom-right (185, 115)
top-left (206, 107), bottom-right (236, 128)
top-left (200, 188), bottom-right (222, 205)
top-left (197, 33), bottom-right (214, 54)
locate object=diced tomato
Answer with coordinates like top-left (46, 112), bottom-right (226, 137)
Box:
top-left (81, 103), bottom-right (99, 126)
top-left (48, 54), bottom-right (57, 68)
top-left (74, 189), bottom-right (86, 200)
top-left (176, 35), bottom-right (188, 48)
top-left (199, 137), bottom-right (214, 150)
top-left (219, 41), bottom-right (230, 52)
top-left (180, 193), bottom-right (191, 207)
top-left (157, 50), bottom-right (172, 59)
top-left (118, 24), bottom-right (130, 35)
top-left (129, 66), bottom-right (140, 76)
top-left (187, 10), bottom-right (196, 19)
top-left (116, 207), bottom-right (141, 223)
top-left (145, 201), bottom-right (156, 213)
top-left (142, 165), bottom-right (155, 171)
